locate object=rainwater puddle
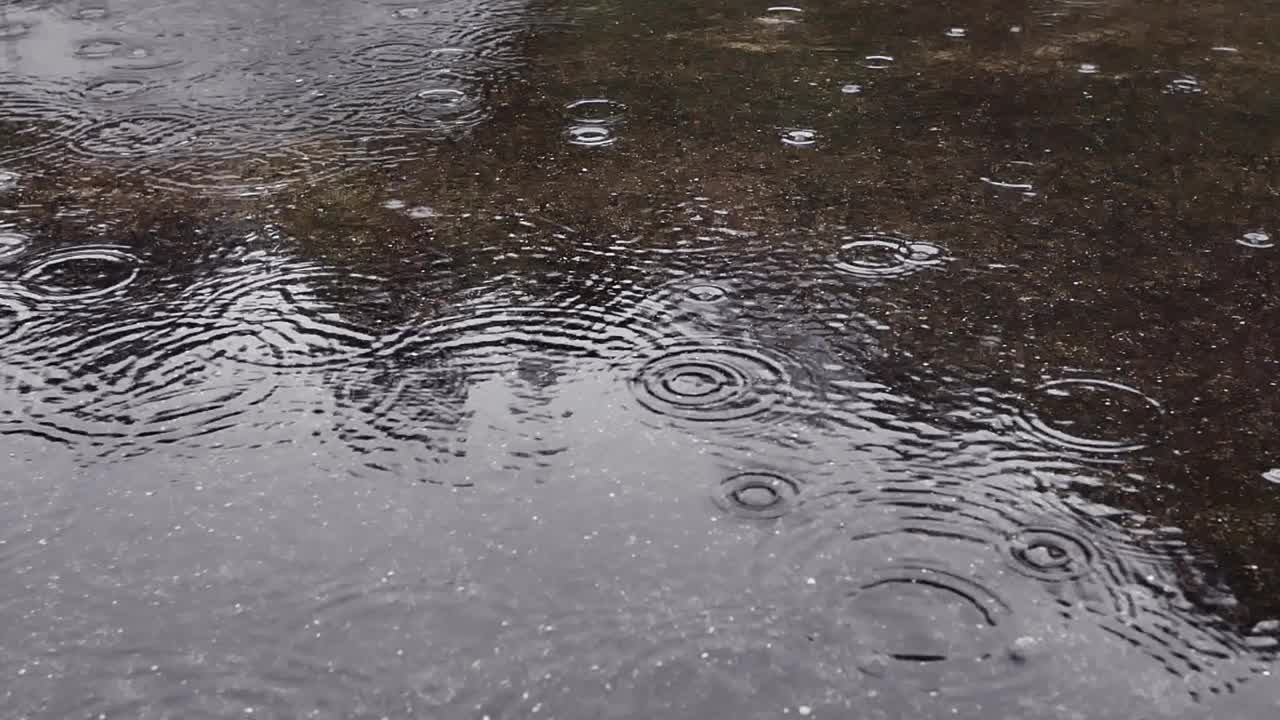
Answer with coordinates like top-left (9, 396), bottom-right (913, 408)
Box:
top-left (0, 0), bottom-right (1278, 717)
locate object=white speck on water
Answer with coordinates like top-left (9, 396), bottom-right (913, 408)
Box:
top-left (799, 706), bottom-right (812, 716)
top-left (841, 83), bottom-right (863, 95)
top-left (382, 199), bottom-right (406, 210)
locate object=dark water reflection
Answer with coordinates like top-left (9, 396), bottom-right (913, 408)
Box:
top-left (2, 0), bottom-right (1280, 717)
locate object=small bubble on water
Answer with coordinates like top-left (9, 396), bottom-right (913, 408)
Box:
top-left (944, 27), bottom-right (967, 39)
top-left (1237, 231), bottom-right (1273, 249)
top-left (382, 199), bottom-right (406, 210)
top-left (781, 128), bottom-right (817, 147)
top-left (1078, 63), bottom-right (1100, 75)
top-left (841, 83), bottom-right (863, 95)
top-left (407, 206), bottom-right (437, 219)
top-left (862, 55), bottom-right (894, 70)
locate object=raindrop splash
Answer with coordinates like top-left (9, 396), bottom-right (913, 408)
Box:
top-left (566, 124), bottom-right (616, 147)
top-left (832, 234), bottom-right (946, 278)
top-left (1237, 231), bottom-right (1273, 249)
top-left (781, 129), bottom-right (817, 147)
top-left (715, 472), bottom-right (801, 519)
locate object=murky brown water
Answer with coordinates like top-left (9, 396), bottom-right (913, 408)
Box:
top-left (2, 0), bottom-right (1279, 717)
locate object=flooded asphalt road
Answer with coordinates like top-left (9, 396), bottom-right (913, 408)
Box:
top-left (1, 0), bottom-right (1279, 717)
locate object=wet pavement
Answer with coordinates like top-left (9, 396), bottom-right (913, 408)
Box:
top-left (1, 0), bottom-right (1279, 717)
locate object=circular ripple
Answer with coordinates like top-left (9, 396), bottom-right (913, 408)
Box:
top-left (1015, 378), bottom-right (1163, 455)
top-left (833, 233), bottom-right (946, 278)
top-left (71, 6), bottom-right (110, 20)
top-left (1005, 527), bottom-right (1098, 581)
top-left (980, 160), bottom-right (1038, 197)
top-left (1160, 72), bottom-right (1204, 95)
top-left (863, 55), bottom-right (895, 69)
top-left (715, 472), bottom-right (801, 519)
top-left (0, 21), bottom-right (34, 40)
top-left (685, 282), bottom-right (729, 303)
top-left (781, 128), bottom-right (816, 147)
top-left (1078, 62), bottom-right (1100, 75)
top-left (82, 77), bottom-right (151, 102)
top-left (70, 114), bottom-right (199, 158)
top-left (1237, 230), bottom-right (1274, 249)
top-left (0, 293), bottom-right (31, 341)
top-left (183, 261), bottom-right (399, 370)
top-left (566, 124), bottom-right (616, 147)
top-left (565, 98), bottom-right (627, 124)
top-left (74, 38), bottom-right (126, 58)
top-left (840, 563), bottom-right (1022, 693)
top-left (0, 230), bottom-right (31, 261)
top-left (351, 41), bottom-right (472, 68)
top-left (760, 6), bottom-right (804, 24)
top-left (19, 245), bottom-right (140, 301)
top-left (628, 342), bottom-right (793, 423)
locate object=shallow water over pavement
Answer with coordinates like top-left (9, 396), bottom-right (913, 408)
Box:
top-left (2, 0), bottom-right (1280, 717)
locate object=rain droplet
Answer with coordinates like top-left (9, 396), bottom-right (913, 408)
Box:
top-left (944, 27), bottom-right (968, 39)
top-left (1005, 527), bottom-right (1097, 581)
top-left (566, 124), bottom-right (616, 147)
top-left (840, 84), bottom-right (863, 95)
top-left (832, 233), bottom-right (946, 278)
top-left (715, 472), bottom-right (801, 520)
top-left (1077, 63), bottom-right (1100, 75)
top-left (627, 342), bottom-right (795, 423)
top-left (72, 7), bottom-right (110, 20)
top-left (685, 283), bottom-right (729, 303)
top-left (1264, 469), bottom-right (1280, 485)
top-left (565, 98), bottom-right (628, 125)
top-left (862, 55), bottom-right (895, 70)
top-left (759, 6), bottom-right (804, 24)
top-left (0, 171), bottom-right (18, 192)
top-left (1162, 73), bottom-right (1204, 95)
top-left (0, 230), bottom-right (31, 261)
top-left (781, 128), bottom-right (817, 147)
top-left (75, 39), bottom-right (126, 58)
top-left (1237, 231), bottom-right (1273, 249)
top-left (407, 206), bottom-right (437, 219)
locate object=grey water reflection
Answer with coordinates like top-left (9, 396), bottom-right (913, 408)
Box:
top-left (2, 0), bottom-right (1280, 717)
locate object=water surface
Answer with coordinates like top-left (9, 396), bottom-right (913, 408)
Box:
top-left (2, 0), bottom-right (1279, 717)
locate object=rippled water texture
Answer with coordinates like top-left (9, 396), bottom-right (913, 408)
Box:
top-left (2, 0), bottom-right (1279, 717)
